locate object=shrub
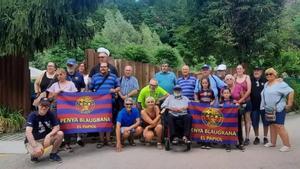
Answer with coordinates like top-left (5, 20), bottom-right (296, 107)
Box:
top-left (0, 106), bottom-right (25, 133)
top-left (154, 46), bottom-right (181, 68)
top-left (121, 45), bottom-right (151, 63)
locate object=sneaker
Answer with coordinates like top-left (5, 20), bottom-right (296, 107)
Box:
top-left (236, 144), bottom-right (245, 152)
top-left (264, 142), bottom-right (275, 147)
top-left (30, 156), bottom-right (39, 163)
top-left (279, 146), bottom-right (291, 152)
top-left (172, 137), bottom-right (179, 145)
top-left (201, 145), bottom-right (206, 149)
top-left (244, 138), bottom-right (250, 146)
top-left (253, 137), bottom-right (260, 145)
top-left (49, 153), bottom-right (62, 162)
top-left (263, 137), bottom-right (268, 144)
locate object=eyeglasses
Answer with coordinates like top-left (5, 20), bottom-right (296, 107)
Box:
top-left (225, 78), bottom-right (233, 81)
top-left (125, 103), bottom-right (133, 106)
top-left (150, 84), bottom-right (157, 87)
top-left (98, 56), bottom-right (105, 59)
top-left (265, 73), bottom-right (274, 76)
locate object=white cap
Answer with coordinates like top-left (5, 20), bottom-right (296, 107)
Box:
top-left (217, 64), bottom-right (227, 71)
top-left (97, 47), bottom-right (110, 56)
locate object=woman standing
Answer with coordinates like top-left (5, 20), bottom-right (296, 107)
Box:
top-left (141, 97), bottom-right (163, 149)
top-left (235, 65), bottom-right (252, 145)
top-left (78, 62), bottom-right (89, 91)
top-left (224, 74), bottom-right (245, 150)
top-left (34, 62), bottom-right (57, 97)
top-left (261, 68), bottom-right (294, 152)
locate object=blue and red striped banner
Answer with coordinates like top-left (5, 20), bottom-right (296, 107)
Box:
top-left (189, 102), bottom-right (239, 145)
top-left (57, 92), bottom-right (113, 134)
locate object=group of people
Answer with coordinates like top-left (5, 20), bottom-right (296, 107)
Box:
top-left (26, 47), bottom-right (295, 162)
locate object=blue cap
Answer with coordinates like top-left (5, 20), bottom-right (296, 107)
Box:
top-left (201, 64), bottom-right (211, 69)
top-left (67, 58), bottom-right (77, 65)
top-left (173, 85), bottom-right (182, 90)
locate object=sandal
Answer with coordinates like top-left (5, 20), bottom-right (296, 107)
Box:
top-left (96, 142), bottom-right (105, 149)
top-left (65, 145), bottom-right (73, 153)
top-left (182, 136), bottom-right (191, 144)
top-left (107, 141), bottom-right (116, 147)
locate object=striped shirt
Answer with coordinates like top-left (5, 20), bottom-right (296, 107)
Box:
top-left (118, 76), bottom-right (139, 99)
top-left (177, 75), bottom-right (197, 100)
top-left (89, 73), bottom-right (119, 94)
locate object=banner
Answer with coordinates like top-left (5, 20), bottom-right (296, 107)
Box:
top-left (189, 102), bottom-right (238, 145)
top-left (57, 92), bottom-right (113, 134)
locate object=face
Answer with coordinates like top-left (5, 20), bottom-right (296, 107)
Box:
top-left (182, 66), bottom-right (189, 76)
top-left (236, 65), bottom-right (244, 75)
top-left (78, 63), bottom-right (85, 73)
top-left (149, 80), bottom-right (158, 91)
top-left (56, 71), bottom-right (67, 81)
top-left (38, 104), bottom-right (49, 116)
top-left (201, 79), bottom-right (209, 89)
top-left (224, 75), bottom-right (234, 85)
top-left (146, 99), bottom-right (155, 108)
top-left (67, 64), bottom-right (76, 74)
top-left (201, 68), bottom-right (210, 77)
top-left (222, 90), bottom-right (231, 99)
top-left (124, 66), bottom-right (132, 77)
top-left (161, 64), bottom-right (169, 73)
top-left (100, 63), bottom-right (109, 75)
top-left (173, 90), bottom-right (182, 97)
top-left (47, 62), bottom-right (56, 73)
top-left (124, 101), bottom-right (133, 111)
top-left (217, 70), bottom-right (226, 79)
top-left (253, 69), bottom-right (263, 79)
top-left (265, 72), bottom-right (276, 81)
top-left (98, 53), bottom-right (108, 63)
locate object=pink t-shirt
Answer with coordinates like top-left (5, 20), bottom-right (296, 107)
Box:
top-left (47, 81), bottom-right (77, 93)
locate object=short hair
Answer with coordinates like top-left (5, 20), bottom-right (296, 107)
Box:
top-left (265, 68), bottom-right (278, 77)
top-left (124, 97), bottom-right (133, 104)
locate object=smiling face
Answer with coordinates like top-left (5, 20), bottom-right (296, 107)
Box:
top-left (149, 79), bottom-right (158, 91)
top-left (99, 62), bottom-right (109, 75)
top-left (124, 98), bottom-right (133, 112)
top-left (38, 104), bottom-right (49, 116)
top-left (236, 65), bottom-right (244, 76)
top-left (201, 68), bottom-right (210, 78)
top-left (47, 62), bottom-right (56, 74)
top-left (124, 66), bottom-right (133, 77)
top-left (161, 64), bottom-right (169, 73)
top-left (56, 69), bottom-right (67, 82)
top-left (222, 89), bottom-right (231, 100)
top-left (265, 69), bottom-right (277, 82)
top-left (182, 65), bottom-right (190, 76)
top-left (78, 63), bottom-right (85, 74)
top-left (201, 78), bottom-right (209, 90)
top-left (145, 97), bottom-right (155, 108)
top-left (224, 74), bottom-right (235, 86)
top-left (253, 69), bottom-right (263, 79)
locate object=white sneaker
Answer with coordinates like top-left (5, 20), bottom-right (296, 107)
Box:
top-left (279, 146), bottom-right (291, 152)
top-left (264, 143), bottom-right (275, 147)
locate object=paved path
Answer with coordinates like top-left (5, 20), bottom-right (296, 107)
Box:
top-left (1, 114), bottom-right (300, 169)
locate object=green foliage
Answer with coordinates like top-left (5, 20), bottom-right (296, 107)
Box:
top-left (274, 49), bottom-right (300, 77)
top-left (285, 79), bottom-right (300, 111)
top-left (154, 46), bottom-right (182, 68)
top-left (0, 106), bottom-right (25, 133)
top-left (121, 45), bottom-right (151, 63)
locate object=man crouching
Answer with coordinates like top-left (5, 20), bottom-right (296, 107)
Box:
top-left (116, 97), bottom-right (143, 152)
top-left (25, 97), bottom-right (64, 162)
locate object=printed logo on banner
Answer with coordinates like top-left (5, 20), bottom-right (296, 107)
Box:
top-left (75, 96), bottom-right (95, 114)
top-left (201, 107), bottom-right (224, 128)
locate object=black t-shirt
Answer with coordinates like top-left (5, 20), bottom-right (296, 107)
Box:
top-left (89, 63), bottom-right (119, 78)
top-left (40, 72), bottom-right (57, 93)
top-left (25, 111), bottom-right (59, 143)
top-left (250, 76), bottom-right (267, 111)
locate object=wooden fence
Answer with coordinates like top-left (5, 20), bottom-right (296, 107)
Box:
top-left (0, 56), bottom-right (31, 115)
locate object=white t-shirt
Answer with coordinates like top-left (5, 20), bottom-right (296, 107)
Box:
top-left (47, 81), bottom-right (78, 93)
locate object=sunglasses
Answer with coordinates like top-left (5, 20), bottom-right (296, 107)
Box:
top-left (125, 103), bottom-right (133, 106)
top-left (150, 84), bottom-right (157, 87)
top-left (225, 78), bottom-right (233, 81)
top-left (265, 73), bottom-right (274, 76)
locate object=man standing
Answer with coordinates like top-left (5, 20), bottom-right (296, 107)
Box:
top-left (216, 64), bottom-right (227, 81)
top-left (89, 47), bottom-right (119, 78)
top-left (251, 66), bottom-right (268, 145)
top-left (116, 98), bottom-right (143, 152)
top-left (194, 64), bottom-right (226, 105)
top-left (118, 65), bottom-right (139, 108)
top-left (155, 63), bottom-right (177, 94)
top-left (25, 97), bottom-right (64, 162)
top-left (176, 65), bottom-right (197, 101)
top-left (137, 78), bottom-right (169, 109)
top-left (90, 62), bottom-right (120, 148)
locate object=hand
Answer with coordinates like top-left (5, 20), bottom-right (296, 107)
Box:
top-left (35, 92), bottom-right (41, 98)
top-left (123, 127), bottom-right (130, 133)
top-left (33, 146), bottom-right (43, 157)
top-left (155, 100), bottom-right (160, 105)
top-left (285, 105), bottom-right (292, 111)
top-left (110, 89), bottom-right (115, 93)
top-left (121, 95), bottom-right (127, 100)
top-left (116, 143), bottom-right (122, 152)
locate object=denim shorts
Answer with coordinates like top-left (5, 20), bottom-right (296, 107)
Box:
top-left (251, 110), bottom-right (267, 128)
top-left (266, 110), bottom-right (286, 125)
top-left (239, 100), bottom-right (252, 114)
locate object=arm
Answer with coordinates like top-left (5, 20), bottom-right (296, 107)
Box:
top-left (34, 72), bottom-right (44, 94)
top-left (157, 94), bottom-right (169, 104)
top-left (285, 91), bottom-right (294, 110)
top-left (141, 107), bottom-right (161, 128)
top-left (25, 127), bottom-right (43, 156)
top-left (238, 75), bottom-right (251, 103)
top-left (128, 118), bottom-right (141, 131)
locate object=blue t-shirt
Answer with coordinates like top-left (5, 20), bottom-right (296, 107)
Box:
top-left (116, 108), bottom-right (140, 127)
top-left (25, 111), bottom-right (59, 142)
top-left (177, 75), bottom-right (197, 100)
top-left (155, 71), bottom-right (177, 94)
top-left (67, 71), bottom-right (85, 92)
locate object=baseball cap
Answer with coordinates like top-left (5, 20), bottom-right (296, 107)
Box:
top-left (173, 85), bottom-right (182, 91)
top-left (39, 97), bottom-right (50, 106)
top-left (217, 64), bottom-right (227, 71)
top-left (97, 47), bottom-right (110, 56)
top-left (66, 58), bottom-right (77, 66)
top-left (201, 64), bottom-right (211, 70)
top-left (253, 66), bottom-right (263, 70)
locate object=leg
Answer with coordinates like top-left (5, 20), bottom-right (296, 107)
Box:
top-left (50, 131), bottom-right (64, 153)
top-left (154, 124), bottom-right (163, 143)
top-left (99, 132), bottom-right (104, 142)
top-left (134, 126), bottom-right (143, 137)
top-left (251, 110), bottom-right (259, 137)
top-left (143, 129), bottom-right (154, 142)
top-left (269, 124), bottom-right (277, 145)
top-left (237, 111), bottom-right (244, 145)
top-left (244, 111), bottom-right (252, 140)
top-left (275, 124), bottom-right (291, 147)
top-left (167, 114), bottom-right (177, 141)
top-left (260, 110), bottom-right (269, 143)
top-left (182, 114), bottom-right (192, 139)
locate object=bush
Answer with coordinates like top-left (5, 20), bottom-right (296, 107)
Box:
top-left (121, 45), bottom-right (151, 63)
top-left (0, 106), bottom-right (25, 133)
top-left (154, 46), bottom-right (181, 68)
top-left (288, 79), bottom-right (300, 112)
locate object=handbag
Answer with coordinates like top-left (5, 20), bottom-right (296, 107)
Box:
top-left (263, 91), bottom-right (283, 122)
